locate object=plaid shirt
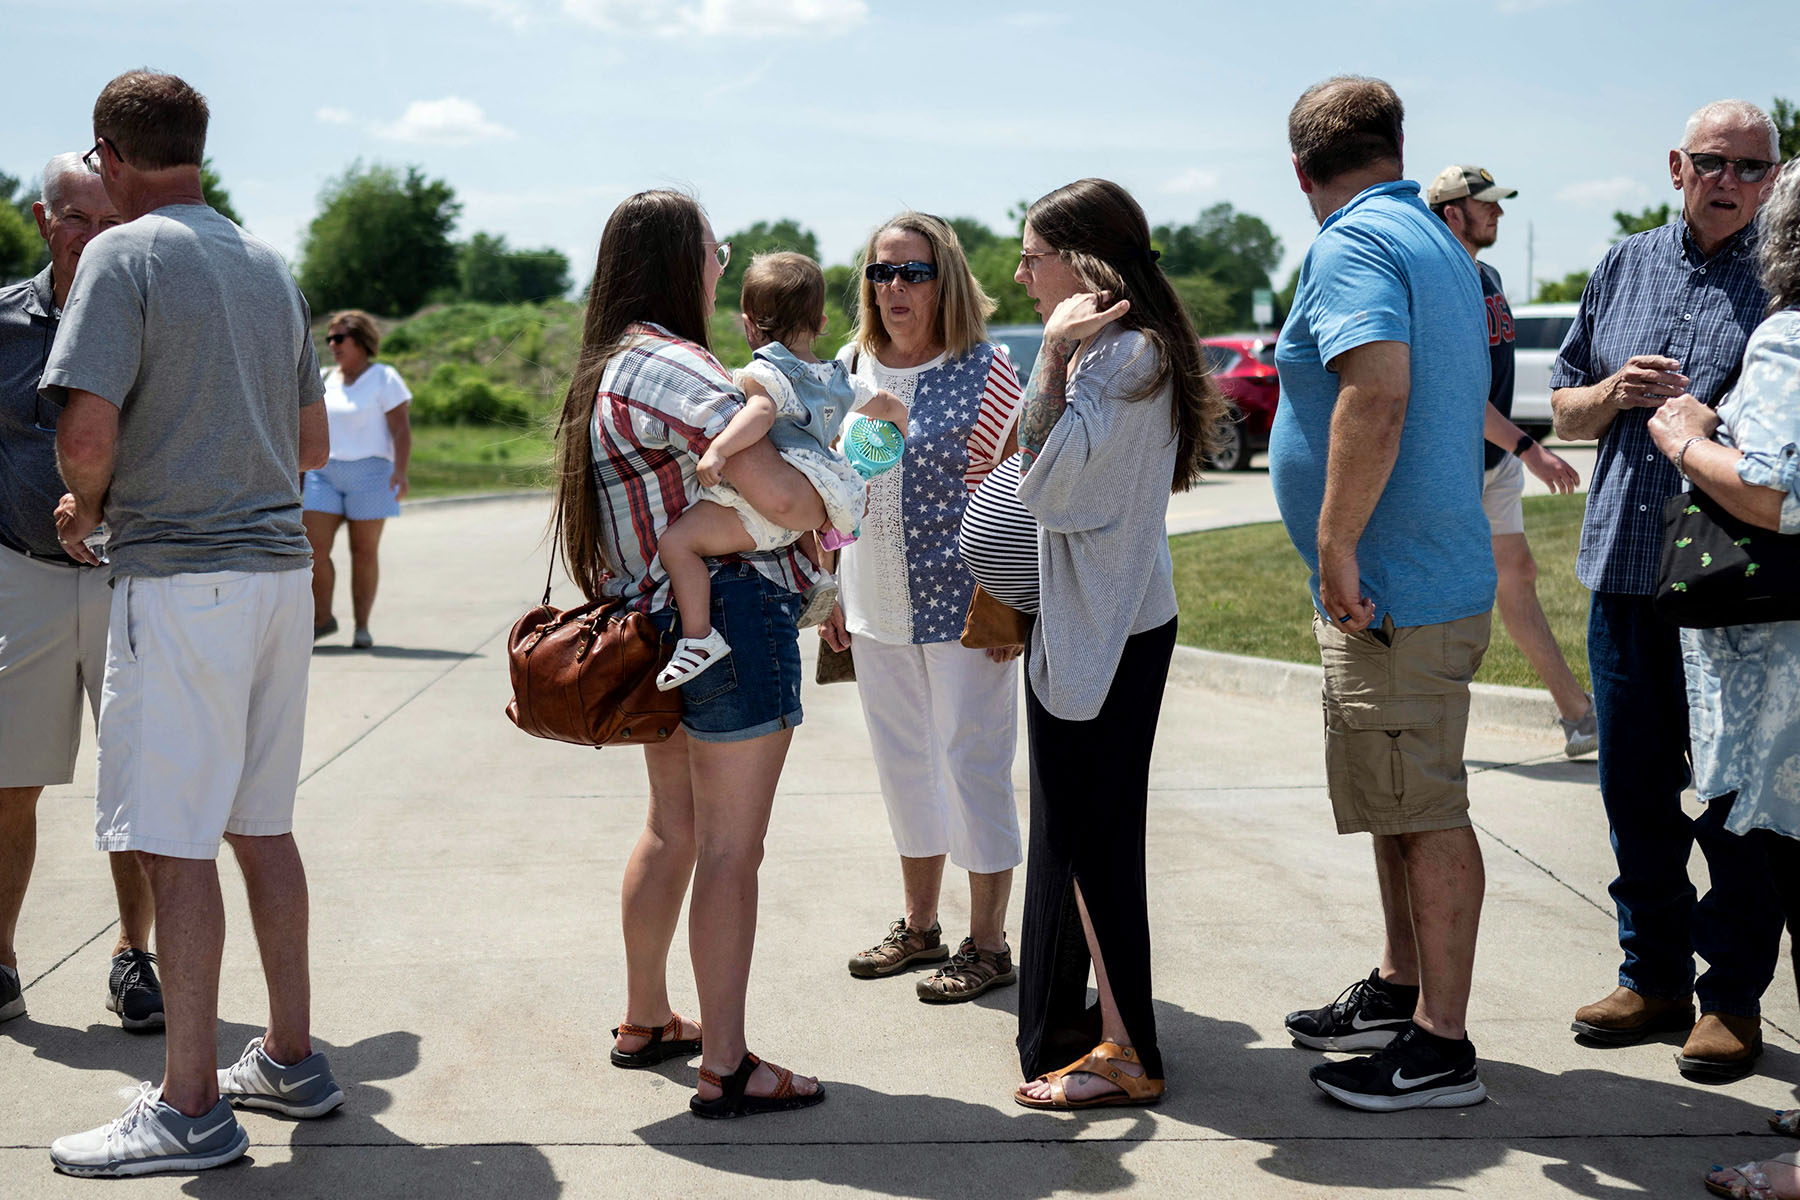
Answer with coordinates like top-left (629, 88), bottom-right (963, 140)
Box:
top-left (1551, 218), bottom-right (1767, 594)
top-left (590, 323), bottom-right (816, 614)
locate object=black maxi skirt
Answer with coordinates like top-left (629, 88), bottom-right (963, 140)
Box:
top-left (1016, 615), bottom-right (1178, 1083)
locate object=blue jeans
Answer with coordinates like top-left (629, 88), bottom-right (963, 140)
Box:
top-left (651, 562), bottom-right (802, 743)
top-left (1588, 591), bottom-right (1783, 1015)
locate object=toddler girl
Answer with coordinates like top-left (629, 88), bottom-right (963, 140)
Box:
top-left (656, 251), bottom-right (907, 690)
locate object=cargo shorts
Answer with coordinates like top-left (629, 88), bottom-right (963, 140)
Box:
top-left (1312, 610), bottom-right (1491, 836)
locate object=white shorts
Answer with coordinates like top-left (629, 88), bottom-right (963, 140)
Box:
top-left (0, 545), bottom-right (111, 787)
top-left (1481, 453), bottom-right (1526, 538)
top-left (852, 636), bottom-right (1022, 874)
top-left (95, 569), bottom-right (313, 858)
top-left (701, 446), bottom-right (867, 552)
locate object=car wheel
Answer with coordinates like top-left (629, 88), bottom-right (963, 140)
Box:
top-left (1207, 418), bottom-right (1250, 472)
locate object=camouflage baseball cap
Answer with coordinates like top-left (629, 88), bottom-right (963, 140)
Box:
top-left (1427, 165), bottom-right (1518, 205)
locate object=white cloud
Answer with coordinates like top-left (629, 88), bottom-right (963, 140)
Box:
top-left (372, 98), bottom-right (514, 146)
top-left (1555, 176), bottom-right (1646, 207)
top-left (561, 0), bottom-right (868, 37)
top-left (1161, 167), bottom-right (1221, 196)
top-left (315, 107), bottom-right (355, 125)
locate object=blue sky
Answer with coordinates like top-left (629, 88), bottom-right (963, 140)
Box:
top-left (5, 0), bottom-right (1796, 306)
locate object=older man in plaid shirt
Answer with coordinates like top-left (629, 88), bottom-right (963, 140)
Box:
top-left (1551, 98), bottom-right (1786, 1080)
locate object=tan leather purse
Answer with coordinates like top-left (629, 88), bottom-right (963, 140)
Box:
top-left (504, 569), bottom-right (681, 747)
top-left (960, 585), bottom-right (1032, 650)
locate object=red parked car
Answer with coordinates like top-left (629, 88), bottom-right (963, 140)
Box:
top-left (1199, 335), bottom-right (1279, 471)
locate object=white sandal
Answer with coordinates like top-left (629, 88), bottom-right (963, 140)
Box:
top-left (657, 629), bottom-right (732, 691)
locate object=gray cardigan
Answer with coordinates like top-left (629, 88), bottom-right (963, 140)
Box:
top-left (1016, 326), bottom-right (1179, 720)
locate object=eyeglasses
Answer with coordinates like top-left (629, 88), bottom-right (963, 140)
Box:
top-left (864, 261), bottom-right (938, 285)
top-left (707, 241), bottom-right (731, 269)
top-left (1681, 150), bottom-right (1776, 183)
top-left (326, 333), bottom-right (352, 345)
top-left (81, 137), bottom-right (124, 173)
top-left (1018, 249), bottom-right (1057, 271)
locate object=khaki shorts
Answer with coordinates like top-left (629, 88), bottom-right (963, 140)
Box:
top-left (1313, 610), bottom-right (1491, 836)
top-left (1481, 454), bottom-right (1525, 537)
top-left (0, 544), bottom-right (111, 787)
top-left (96, 569), bottom-right (312, 858)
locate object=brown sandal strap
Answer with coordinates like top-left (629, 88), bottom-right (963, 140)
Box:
top-left (617, 1013), bottom-right (687, 1042)
top-left (768, 1062), bottom-right (795, 1100)
top-left (697, 1065), bottom-right (722, 1088)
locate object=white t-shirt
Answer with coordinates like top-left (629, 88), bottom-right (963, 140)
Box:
top-left (322, 362), bottom-right (411, 462)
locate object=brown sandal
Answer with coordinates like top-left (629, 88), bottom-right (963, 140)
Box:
top-left (690, 1052), bottom-right (826, 1119)
top-left (609, 1012), bottom-right (701, 1068)
top-left (1014, 1041), bottom-right (1165, 1110)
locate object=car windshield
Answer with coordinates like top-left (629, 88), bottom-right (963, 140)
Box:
top-left (1203, 346), bottom-right (1239, 374)
top-left (990, 330), bottom-right (1042, 382)
top-left (1514, 316), bottom-right (1575, 351)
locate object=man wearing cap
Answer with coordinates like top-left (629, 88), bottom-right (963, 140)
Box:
top-left (1551, 99), bottom-right (1784, 1079)
top-left (1427, 165), bottom-right (1595, 759)
top-left (0, 153), bottom-right (163, 1034)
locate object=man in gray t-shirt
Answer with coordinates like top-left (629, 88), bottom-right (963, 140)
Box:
top-left (42, 71), bottom-right (341, 1180)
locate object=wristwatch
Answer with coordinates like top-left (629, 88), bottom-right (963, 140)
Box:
top-left (1513, 433), bottom-right (1534, 457)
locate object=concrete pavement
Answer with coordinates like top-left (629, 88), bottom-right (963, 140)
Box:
top-left (3, 491), bottom-right (1795, 1199)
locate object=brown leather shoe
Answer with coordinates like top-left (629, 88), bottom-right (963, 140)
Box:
top-left (1676, 1012), bottom-right (1763, 1080)
top-left (1570, 986), bottom-right (1695, 1045)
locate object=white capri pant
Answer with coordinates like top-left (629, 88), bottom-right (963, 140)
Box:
top-left (851, 636), bottom-right (1022, 873)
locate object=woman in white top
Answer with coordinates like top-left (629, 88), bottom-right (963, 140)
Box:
top-left (301, 308), bottom-right (412, 649)
top-left (821, 212), bottom-right (1027, 1003)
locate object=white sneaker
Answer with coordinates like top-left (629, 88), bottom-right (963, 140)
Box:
top-left (50, 1083), bottom-right (247, 1177)
top-left (217, 1036), bottom-right (345, 1118)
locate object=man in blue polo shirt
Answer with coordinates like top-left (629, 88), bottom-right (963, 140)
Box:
top-left (1270, 75), bottom-right (1495, 1112)
top-left (1551, 99), bottom-right (1784, 1080)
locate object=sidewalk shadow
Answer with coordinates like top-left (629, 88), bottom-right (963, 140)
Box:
top-left (311, 645), bottom-right (478, 661)
top-left (177, 1023), bottom-right (561, 1200)
top-left (1469, 756), bottom-right (1598, 783)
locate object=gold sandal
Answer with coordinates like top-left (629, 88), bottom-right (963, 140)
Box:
top-left (1014, 1041), bottom-right (1165, 1110)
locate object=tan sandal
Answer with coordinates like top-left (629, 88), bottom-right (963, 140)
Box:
top-left (609, 1012), bottom-right (701, 1068)
top-left (1014, 1041), bottom-right (1165, 1110)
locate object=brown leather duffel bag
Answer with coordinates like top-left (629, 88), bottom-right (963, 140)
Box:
top-left (504, 584), bottom-right (681, 747)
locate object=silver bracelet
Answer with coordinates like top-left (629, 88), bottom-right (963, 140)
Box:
top-left (1675, 435), bottom-right (1707, 478)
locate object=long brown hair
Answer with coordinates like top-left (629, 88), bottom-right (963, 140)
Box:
top-left (552, 190), bottom-right (713, 600)
top-left (1025, 178), bottom-right (1228, 491)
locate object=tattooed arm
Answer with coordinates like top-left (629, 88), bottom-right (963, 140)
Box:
top-left (1016, 291), bottom-right (1132, 475)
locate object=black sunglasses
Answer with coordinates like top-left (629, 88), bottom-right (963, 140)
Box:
top-left (1682, 151), bottom-right (1775, 183)
top-left (864, 261), bottom-right (937, 285)
top-left (326, 333), bottom-right (353, 345)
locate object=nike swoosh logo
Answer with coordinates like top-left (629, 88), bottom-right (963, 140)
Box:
top-left (1392, 1068), bottom-right (1454, 1089)
top-left (188, 1117), bottom-right (235, 1144)
top-left (277, 1075), bottom-right (320, 1094)
top-left (1350, 1013), bottom-right (1402, 1030)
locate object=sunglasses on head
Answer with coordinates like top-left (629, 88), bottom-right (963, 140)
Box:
top-left (864, 261), bottom-right (937, 285)
top-left (1682, 151), bottom-right (1775, 183)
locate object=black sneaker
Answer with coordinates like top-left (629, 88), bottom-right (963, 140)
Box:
top-left (106, 950), bottom-right (164, 1031)
top-left (1309, 1022), bottom-right (1487, 1111)
top-left (1, 963), bottom-right (24, 1024)
top-left (1285, 969), bottom-right (1417, 1051)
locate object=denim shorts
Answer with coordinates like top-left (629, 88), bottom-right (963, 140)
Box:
top-left (303, 457), bottom-right (401, 521)
top-left (652, 562), bottom-right (803, 743)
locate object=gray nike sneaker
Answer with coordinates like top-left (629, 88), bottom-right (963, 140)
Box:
top-left (1559, 692), bottom-right (1598, 758)
top-left (51, 1082), bottom-right (247, 1177)
top-left (217, 1036), bottom-right (344, 1118)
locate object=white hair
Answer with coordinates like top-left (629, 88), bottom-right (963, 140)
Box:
top-left (39, 152), bottom-right (93, 212)
top-left (1682, 100), bottom-right (1780, 160)
top-left (1758, 161), bottom-right (1800, 314)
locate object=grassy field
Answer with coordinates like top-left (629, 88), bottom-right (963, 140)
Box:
top-left (1170, 492), bottom-right (1592, 691)
top-left (407, 424), bottom-right (554, 498)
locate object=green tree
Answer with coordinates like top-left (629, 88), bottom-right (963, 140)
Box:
top-left (1167, 272), bottom-right (1234, 336)
top-left (458, 232), bottom-right (570, 304)
top-left (298, 162), bottom-right (461, 316)
top-left (1153, 203), bottom-right (1284, 328)
top-left (200, 158), bottom-right (243, 225)
top-left (1535, 270), bottom-right (1591, 303)
top-left (0, 171), bottom-right (38, 282)
top-left (942, 215), bottom-right (1034, 324)
top-left (1773, 96), bottom-right (1799, 160)
top-left (1612, 204), bottom-right (1673, 241)
top-left (717, 219), bottom-right (819, 311)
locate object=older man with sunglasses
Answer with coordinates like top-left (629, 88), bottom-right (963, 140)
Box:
top-left (1551, 99), bottom-right (1785, 1080)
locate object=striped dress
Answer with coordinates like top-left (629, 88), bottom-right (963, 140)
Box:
top-left (838, 342), bottom-right (1022, 644)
